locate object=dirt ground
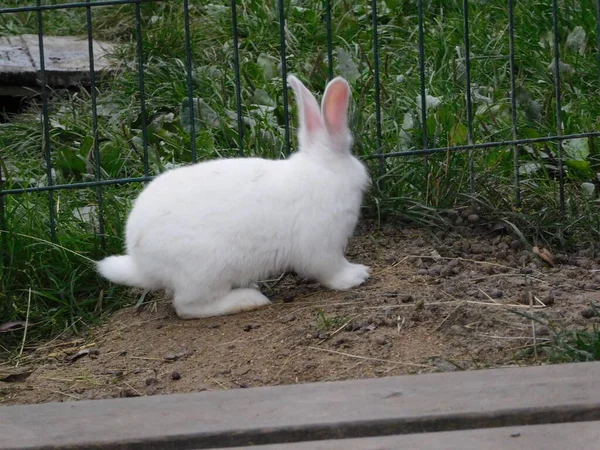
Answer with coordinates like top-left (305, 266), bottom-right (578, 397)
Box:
top-left (2, 218), bottom-right (600, 405)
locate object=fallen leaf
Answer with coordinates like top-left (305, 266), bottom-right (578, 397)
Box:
top-left (533, 246), bottom-right (556, 267)
top-left (0, 371), bottom-right (32, 383)
top-left (0, 321), bottom-right (27, 332)
top-left (69, 348), bottom-right (99, 362)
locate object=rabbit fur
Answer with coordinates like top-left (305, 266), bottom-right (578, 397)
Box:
top-left (96, 74), bottom-right (370, 319)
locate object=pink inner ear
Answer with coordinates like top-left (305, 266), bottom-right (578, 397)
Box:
top-left (303, 97), bottom-right (323, 134)
top-left (323, 80), bottom-right (349, 134)
top-left (288, 76), bottom-right (324, 135)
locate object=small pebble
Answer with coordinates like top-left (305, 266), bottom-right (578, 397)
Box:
top-left (118, 389), bottom-right (139, 398)
top-left (333, 337), bottom-right (349, 347)
top-left (461, 208), bottom-right (475, 218)
top-left (374, 336), bottom-right (388, 345)
top-left (537, 326), bottom-right (551, 336)
top-left (497, 242), bottom-right (509, 251)
top-left (282, 295), bottom-right (295, 303)
top-left (400, 294), bottom-right (414, 303)
top-left (417, 269), bottom-right (428, 276)
top-left (431, 358), bottom-right (458, 372)
top-left (510, 240), bottom-right (522, 251)
top-left (446, 210), bottom-right (459, 221)
top-left (581, 308), bottom-right (597, 319)
top-left (145, 377), bottom-right (158, 386)
top-left (344, 322), bottom-right (356, 332)
top-left (164, 354), bottom-right (177, 361)
top-left (440, 267), bottom-right (454, 277)
top-left (414, 238), bottom-right (425, 247)
top-left (243, 325), bottom-right (252, 332)
top-left (445, 286), bottom-right (457, 295)
top-left (467, 214), bottom-right (479, 224)
top-left (280, 315), bottom-right (297, 324)
top-left (448, 259), bottom-right (460, 268)
top-left (208, 323), bottom-right (220, 329)
top-left (490, 289), bottom-right (504, 299)
top-left (544, 293), bottom-right (556, 306)
top-left (428, 265), bottom-right (442, 276)
top-left (218, 369), bottom-right (232, 375)
top-left (170, 371), bottom-right (181, 380)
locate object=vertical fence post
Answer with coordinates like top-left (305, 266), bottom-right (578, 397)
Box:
top-left (36, 0), bottom-right (57, 243)
top-left (183, 0), bottom-right (197, 163)
top-left (596, 0), bottom-right (600, 78)
top-left (371, 0), bottom-right (384, 184)
top-left (85, 0), bottom-right (106, 252)
top-left (462, 0), bottom-right (475, 197)
top-left (278, 0), bottom-right (291, 155)
top-left (552, 0), bottom-right (566, 217)
top-left (0, 159), bottom-right (6, 287)
top-left (325, 0), bottom-right (333, 80)
top-left (134, 0), bottom-right (150, 177)
top-left (231, 0), bottom-right (244, 156)
top-left (508, 0), bottom-right (521, 208)
top-left (417, 0), bottom-right (429, 196)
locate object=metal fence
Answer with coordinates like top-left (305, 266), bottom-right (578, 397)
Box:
top-left (1, 0), bottom-right (600, 257)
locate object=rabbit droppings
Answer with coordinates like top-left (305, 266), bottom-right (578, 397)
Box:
top-left (97, 75), bottom-right (370, 319)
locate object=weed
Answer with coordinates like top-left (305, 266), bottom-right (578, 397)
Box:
top-left (314, 308), bottom-right (349, 332)
top-left (1, 0), bottom-right (600, 351)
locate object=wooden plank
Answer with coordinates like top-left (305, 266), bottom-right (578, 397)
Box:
top-left (0, 36), bottom-right (36, 87)
top-left (225, 421), bottom-right (600, 450)
top-left (0, 362), bottom-right (599, 450)
top-left (0, 34), bottom-right (116, 90)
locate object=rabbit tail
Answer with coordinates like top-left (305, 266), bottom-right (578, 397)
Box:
top-left (97, 255), bottom-right (147, 288)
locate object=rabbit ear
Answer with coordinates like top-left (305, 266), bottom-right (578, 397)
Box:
top-left (287, 74), bottom-right (324, 136)
top-left (321, 77), bottom-right (351, 135)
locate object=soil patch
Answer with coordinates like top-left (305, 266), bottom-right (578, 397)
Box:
top-left (2, 220), bottom-right (600, 405)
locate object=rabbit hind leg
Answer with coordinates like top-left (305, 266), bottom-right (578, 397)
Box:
top-left (173, 287), bottom-right (271, 319)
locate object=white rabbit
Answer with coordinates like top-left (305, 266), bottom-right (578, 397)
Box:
top-left (96, 74), bottom-right (370, 319)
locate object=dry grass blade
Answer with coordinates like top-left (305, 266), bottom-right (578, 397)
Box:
top-left (307, 346), bottom-right (431, 368)
top-left (40, 388), bottom-right (81, 400)
top-left (404, 254), bottom-right (516, 271)
top-left (16, 288), bottom-right (32, 368)
top-left (316, 316), bottom-right (357, 346)
top-left (526, 274), bottom-right (539, 360)
top-left (433, 302), bottom-right (463, 332)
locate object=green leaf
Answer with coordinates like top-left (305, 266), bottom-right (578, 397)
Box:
top-left (336, 47), bottom-right (361, 82)
top-left (566, 159), bottom-right (594, 180)
top-left (257, 53), bottom-right (278, 80)
top-left (566, 26), bottom-right (586, 55)
top-left (564, 138), bottom-right (589, 161)
top-left (180, 98), bottom-right (219, 134)
top-left (449, 122), bottom-right (468, 146)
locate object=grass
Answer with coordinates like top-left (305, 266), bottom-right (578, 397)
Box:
top-left (1, 0), bottom-right (600, 357)
top-left (518, 305), bottom-right (600, 362)
top-left (314, 308), bottom-right (350, 332)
